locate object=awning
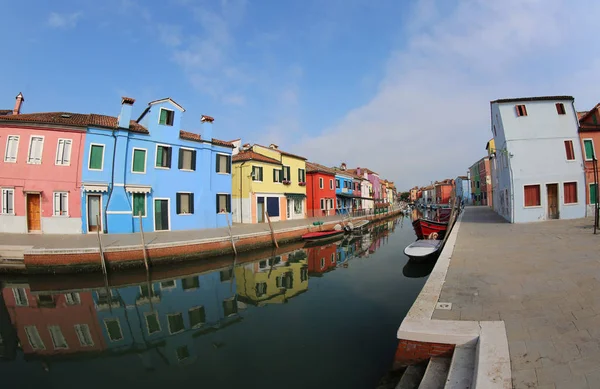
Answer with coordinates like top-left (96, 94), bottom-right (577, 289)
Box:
top-left (284, 193), bottom-right (306, 200)
top-left (83, 183), bottom-right (108, 192)
top-left (125, 185), bottom-right (152, 194)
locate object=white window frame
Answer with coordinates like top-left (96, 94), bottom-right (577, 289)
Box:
top-left (131, 147), bottom-right (148, 174)
top-left (216, 153), bottom-right (231, 175)
top-left (583, 138), bottom-right (596, 161)
top-left (74, 324), bottom-right (94, 347)
top-left (217, 193), bottom-right (230, 214)
top-left (158, 107), bottom-right (175, 126)
top-left (160, 280), bottom-right (176, 290)
top-left (523, 184), bottom-right (542, 209)
top-left (155, 144), bottom-right (172, 170)
top-left (104, 318), bottom-right (124, 342)
top-left (4, 135), bottom-right (19, 163)
top-left (252, 166), bottom-right (263, 182)
top-left (167, 313), bottom-right (185, 335)
top-left (132, 192), bottom-right (147, 218)
top-left (563, 181), bottom-right (579, 205)
top-left (188, 306), bottom-right (206, 329)
top-left (64, 292), bottom-right (81, 305)
top-left (177, 192), bottom-right (193, 215)
top-left (48, 325), bottom-right (69, 350)
top-left (12, 287), bottom-right (28, 306)
top-left (331, 253), bottom-right (335, 264)
top-left (2, 188), bottom-right (15, 215)
top-left (564, 139), bottom-right (576, 162)
top-left (282, 165), bottom-right (291, 181)
top-left (153, 197), bottom-right (171, 231)
top-left (320, 198), bottom-right (325, 210)
top-left (27, 135), bottom-right (45, 165)
top-left (319, 177), bottom-right (324, 189)
top-left (55, 138), bottom-right (73, 166)
top-left (88, 143), bottom-right (105, 171)
top-left (144, 311), bottom-right (162, 334)
top-left (53, 191), bottom-right (69, 217)
top-left (178, 147), bottom-right (195, 172)
top-left (320, 258), bottom-right (325, 269)
top-left (298, 168), bottom-right (305, 183)
top-left (24, 325), bottom-right (45, 350)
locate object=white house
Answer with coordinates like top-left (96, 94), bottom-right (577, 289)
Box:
top-left (490, 96), bottom-right (586, 223)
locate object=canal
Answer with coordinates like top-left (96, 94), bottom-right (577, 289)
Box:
top-left (0, 215), bottom-right (431, 389)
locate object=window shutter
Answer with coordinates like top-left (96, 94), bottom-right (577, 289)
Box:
top-left (54, 193), bottom-right (60, 215)
top-left (226, 195), bottom-right (231, 213)
top-left (216, 194), bottom-right (220, 213)
top-left (56, 140), bottom-right (63, 164)
top-left (191, 150), bottom-right (197, 171)
top-left (63, 140), bottom-right (71, 163)
top-left (273, 168), bottom-right (277, 182)
top-left (178, 149), bottom-right (184, 169)
top-left (166, 147), bottom-right (172, 168)
top-left (176, 193), bottom-right (181, 214)
top-left (227, 156), bottom-right (231, 173)
top-left (159, 109), bottom-right (167, 125)
top-left (215, 154), bottom-right (219, 172)
top-left (189, 193), bottom-right (194, 214)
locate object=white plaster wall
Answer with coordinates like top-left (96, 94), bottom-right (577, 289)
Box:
top-left (0, 215), bottom-right (27, 233)
top-left (42, 217), bottom-right (82, 234)
top-left (231, 198), bottom-right (252, 223)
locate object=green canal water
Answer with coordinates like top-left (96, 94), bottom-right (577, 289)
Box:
top-left (0, 215), bottom-right (432, 389)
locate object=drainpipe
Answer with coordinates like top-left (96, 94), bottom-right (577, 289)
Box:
top-left (104, 129), bottom-right (118, 233)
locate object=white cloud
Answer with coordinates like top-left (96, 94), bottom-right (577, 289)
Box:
top-left (47, 12), bottom-right (83, 29)
top-left (296, 0), bottom-right (600, 190)
top-left (157, 24), bottom-right (182, 47)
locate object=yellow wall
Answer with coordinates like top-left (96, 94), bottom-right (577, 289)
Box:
top-left (281, 154), bottom-right (307, 194)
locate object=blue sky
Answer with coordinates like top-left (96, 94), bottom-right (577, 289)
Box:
top-left (1, 0), bottom-right (599, 190)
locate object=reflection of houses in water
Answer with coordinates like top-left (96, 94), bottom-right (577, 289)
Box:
top-left (336, 237), bottom-right (361, 265)
top-left (0, 290), bottom-right (18, 360)
top-left (307, 242), bottom-right (339, 275)
top-left (235, 249), bottom-right (309, 305)
top-left (1, 287), bottom-right (106, 358)
top-left (92, 269), bottom-right (240, 366)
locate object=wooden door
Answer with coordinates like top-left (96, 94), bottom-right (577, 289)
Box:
top-left (87, 195), bottom-right (102, 232)
top-left (26, 194), bottom-right (41, 232)
top-left (154, 199), bottom-right (169, 231)
top-left (547, 184), bottom-right (559, 219)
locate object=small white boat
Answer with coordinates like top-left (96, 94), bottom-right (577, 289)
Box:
top-left (351, 220), bottom-right (370, 232)
top-left (404, 240), bottom-right (442, 261)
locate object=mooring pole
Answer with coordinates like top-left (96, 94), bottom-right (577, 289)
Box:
top-left (96, 215), bottom-right (108, 277)
top-left (225, 213), bottom-right (237, 256)
top-left (139, 211), bottom-right (149, 271)
top-left (593, 156), bottom-right (599, 234)
top-left (265, 211), bottom-right (279, 248)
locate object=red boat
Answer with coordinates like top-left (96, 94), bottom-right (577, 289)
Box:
top-left (412, 218), bottom-right (448, 240)
top-left (302, 230), bottom-right (345, 242)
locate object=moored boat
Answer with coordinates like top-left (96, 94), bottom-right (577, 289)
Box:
top-left (403, 239), bottom-right (442, 262)
top-left (302, 230), bottom-right (345, 243)
top-left (412, 218), bottom-right (448, 240)
top-left (350, 220), bottom-right (370, 233)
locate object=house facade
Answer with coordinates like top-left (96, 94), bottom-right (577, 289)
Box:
top-left (231, 144), bottom-right (307, 223)
top-left (334, 164), bottom-right (354, 214)
top-left (455, 176), bottom-right (471, 205)
top-left (577, 105), bottom-right (600, 216)
top-left (490, 96), bottom-right (586, 223)
top-left (435, 179), bottom-right (454, 205)
top-left (348, 168), bottom-right (373, 212)
top-left (486, 139), bottom-right (498, 209)
top-left (305, 162), bottom-right (337, 217)
top-left (478, 157), bottom-right (492, 206)
top-left (469, 160), bottom-right (482, 205)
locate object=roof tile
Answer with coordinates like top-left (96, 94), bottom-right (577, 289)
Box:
top-left (179, 130), bottom-right (234, 148)
top-left (0, 111), bottom-right (148, 133)
top-left (232, 150), bottom-right (281, 164)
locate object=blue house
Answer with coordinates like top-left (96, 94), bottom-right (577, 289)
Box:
top-left (80, 97), bottom-right (234, 233)
top-left (334, 168), bottom-right (354, 215)
top-left (455, 176), bottom-right (471, 205)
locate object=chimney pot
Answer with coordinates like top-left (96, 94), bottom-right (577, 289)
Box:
top-left (118, 96), bottom-right (134, 129)
top-left (269, 144), bottom-right (278, 150)
top-left (13, 92), bottom-right (24, 115)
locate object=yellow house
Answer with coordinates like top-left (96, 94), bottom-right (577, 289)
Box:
top-left (232, 143), bottom-right (307, 223)
top-left (235, 250), bottom-right (309, 305)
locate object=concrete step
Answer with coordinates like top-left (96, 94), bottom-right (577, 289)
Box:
top-left (396, 362), bottom-right (428, 389)
top-left (418, 357), bottom-right (451, 389)
top-left (445, 344), bottom-right (476, 389)
top-left (0, 245), bottom-right (31, 260)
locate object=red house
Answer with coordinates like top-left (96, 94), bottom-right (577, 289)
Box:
top-left (434, 179), bottom-right (455, 205)
top-left (306, 162), bottom-right (337, 217)
top-left (307, 243), bottom-right (338, 276)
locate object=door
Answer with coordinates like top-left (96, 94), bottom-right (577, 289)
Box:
top-left (87, 195), bottom-right (102, 232)
top-left (257, 197), bottom-right (265, 223)
top-left (154, 199), bottom-right (169, 231)
top-left (26, 194), bottom-right (41, 232)
top-left (547, 184), bottom-right (559, 219)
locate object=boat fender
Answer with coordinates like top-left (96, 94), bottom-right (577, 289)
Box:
top-left (428, 232), bottom-right (439, 240)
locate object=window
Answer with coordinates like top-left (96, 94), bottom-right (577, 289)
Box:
top-left (320, 199), bottom-right (325, 210)
top-left (104, 318), bottom-right (124, 341)
top-left (564, 182), bottom-right (578, 204)
top-left (301, 267), bottom-right (308, 282)
top-left (176, 193), bottom-right (194, 215)
top-left (13, 288), bottom-right (28, 306)
top-left (252, 166), bottom-right (263, 181)
top-left (220, 269), bottom-right (233, 282)
top-left (591, 183), bottom-right (598, 205)
top-left (159, 108), bottom-right (174, 126)
top-left (64, 292), bottom-right (81, 305)
top-left (259, 260), bottom-right (267, 269)
top-left (319, 177), bottom-right (323, 189)
top-left (515, 105), bottom-right (528, 117)
top-left (89, 144), bottom-right (104, 170)
top-left (160, 280), bottom-right (176, 289)
top-left (330, 179), bottom-right (333, 190)
top-left (216, 154), bottom-right (231, 174)
top-left (48, 325), bottom-right (68, 349)
top-left (216, 193), bottom-right (231, 213)
top-left (2, 189), bottom-right (14, 215)
top-left (476, 181), bottom-right (480, 189)
top-left (27, 136), bottom-right (44, 164)
top-left (182, 276), bottom-right (199, 290)
top-left (55, 139), bottom-right (72, 165)
top-left (74, 324), bottom-right (94, 347)
top-left (156, 145), bottom-right (172, 168)
top-left (282, 166), bottom-right (291, 181)
top-left (524, 185), bottom-right (541, 207)
top-left (328, 199), bottom-right (334, 209)
top-left (255, 282), bottom-right (267, 297)
top-left (320, 258), bottom-right (325, 269)
top-left (178, 148), bottom-right (196, 171)
top-left (273, 168), bottom-right (283, 183)
top-left (132, 193), bottom-right (146, 217)
top-left (564, 140), bottom-right (575, 161)
top-left (176, 346), bottom-right (190, 361)
top-left (222, 297), bottom-right (237, 317)
top-left (145, 312), bottom-right (161, 334)
top-left (583, 139), bottom-right (595, 161)
top-left (556, 103), bottom-right (566, 115)
top-left (336, 179), bottom-right (340, 189)
top-left (24, 326), bottom-right (45, 350)
top-left (167, 313), bottom-right (185, 334)
top-left (298, 168), bottom-right (306, 183)
top-left (132, 148), bottom-right (147, 173)
top-left (4, 135), bottom-right (19, 162)
top-left (53, 192), bottom-right (68, 216)
top-left (189, 306), bottom-right (206, 328)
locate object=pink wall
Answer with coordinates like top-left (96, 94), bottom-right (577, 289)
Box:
top-left (0, 125), bottom-right (85, 218)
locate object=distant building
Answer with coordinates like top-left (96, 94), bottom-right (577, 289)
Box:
top-left (469, 157), bottom-right (491, 206)
top-left (577, 105), bottom-right (600, 216)
top-left (486, 139), bottom-right (498, 209)
top-left (455, 176), bottom-right (471, 205)
top-left (490, 96), bottom-right (586, 223)
top-left (306, 161), bottom-right (337, 217)
top-left (348, 168), bottom-right (374, 212)
top-left (434, 179), bottom-right (454, 205)
top-left (332, 163), bottom-right (354, 215)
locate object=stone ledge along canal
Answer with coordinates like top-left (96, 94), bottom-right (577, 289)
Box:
top-left (0, 215), bottom-right (431, 389)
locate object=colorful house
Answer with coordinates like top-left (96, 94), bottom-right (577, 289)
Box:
top-left (478, 157), bottom-right (492, 207)
top-left (306, 161), bottom-right (337, 217)
top-left (347, 168), bottom-right (373, 212)
top-left (307, 243), bottom-right (338, 276)
top-left (490, 96), bottom-right (586, 222)
top-left (231, 143), bottom-right (307, 223)
top-left (486, 139), bottom-right (497, 208)
top-left (469, 161), bottom-right (482, 205)
top-left (80, 97), bottom-right (234, 233)
top-left (333, 163), bottom-right (354, 214)
top-left (455, 176), bottom-right (471, 205)
top-left (577, 105), bottom-right (600, 216)
top-left (434, 179), bottom-right (454, 205)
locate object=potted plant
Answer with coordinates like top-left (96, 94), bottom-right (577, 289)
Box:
top-left (299, 182), bottom-right (306, 187)
top-left (283, 180), bottom-right (291, 185)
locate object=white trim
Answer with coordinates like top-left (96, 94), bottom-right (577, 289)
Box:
top-left (48, 325), bottom-right (69, 350)
top-left (155, 143), bottom-right (172, 170)
top-left (159, 280), bottom-right (176, 290)
top-left (74, 323), bottom-right (95, 347)
top-left (562, 181), bottom-right (579, 205)
top-left (83, 183), bottom-right (109, 192)
top-left (26, 135), bottom-right (45, 165)
top-left (144, 311), bottom-right (161, 334)
top-left (178, 147), bottom-right (195, 171)
top-left (52, 191), bottom-right (69, 217)
top-left (158, 107), bottom-right (175, 126)
top-left (330, 179), bottom-right (333, 190)
top-left (176, 192), bottom-right (194, 215)
top-left (113, 183), bottom-right (125, 187)
top-left (167, 313), bottom-right (185, 335)
top-left (131, 192), bottom-right (147, 218)
top-left (153, 197), bottom-right (171, 231)
top-left (55, 138), bottom-right (73, 166)
top-left (252, 166), bottom-right (263, 182)
top-left (4, 135), bottom-right (19, 163)
top-left (523, 183), bottom-right (542, 208)
top-left (217, 192), bottom-right (231, 214)
top-left (131, 147), bottom-right (147, 174)
top-left (106, 210), bottom-right (133, 214)
top-left (86, 194), bottom-right (103, 233)
top-left (1, 188), bottom-right (15, 215)
top-left (319, 177), bottom-right (324, 189)
top-left (149, 98), bottom-right (185, 112)
top-left (563, 139), bottom-right (576, 162)
top-left (582, 138), bottom-right (596, 161)
top-left (103, 318), bottom-right (124, 342)
top-left (88, 143), bottom-right (105, 171)
top-left (216, 152), bottom-right (231, 175)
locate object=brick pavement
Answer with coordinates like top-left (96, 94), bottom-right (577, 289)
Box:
top-left (432, 206), bottom-right (600, 389)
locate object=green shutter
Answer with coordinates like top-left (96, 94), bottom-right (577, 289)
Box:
top-left (591, 183), bottom-right (598, 204)
top-left (133, 150), bottom-right (146, 172)
top-left (156, 147), bottom-right (164, 167)
top-left (584, 140), bottom-right (595, 160)
top-left (89, 145), bottom-right (103, 170)
top-left (133, 193), bottom-right (145, 217)
top-left (154, 200), bottom-right (162, 230)
top-left (159, 109), bottom-right (168, 125)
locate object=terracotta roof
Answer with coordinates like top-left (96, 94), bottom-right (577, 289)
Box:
top-left (0, 109), bottom-right (12, 116)
top-left (0, 111), bottom-right (148, 133)
top-left (179, 130), bottom-right (235, 148)
top-left (306, 161), bottom-right (336, 175)
top-left (577, 111), bottom-right (589, 120)
top-left (353, 167), bottom-right (378, 175)
top-left (279, 150), bottom-right (307, 160)
top-left (491, 96), bottom-right (574, 104)
top-left (232, 150), bottom-right (281, 164)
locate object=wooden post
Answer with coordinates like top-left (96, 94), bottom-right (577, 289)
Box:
top-left (139, 211), bottom-right (149, 272)
top-left (96, 216), bottom-right (108, 277)
top-left (265, 211), bottom-right (279, 248)
top-left (593, 156), bottom-right (599, 233)
top-left (225, 213), bottom-right (237, 256)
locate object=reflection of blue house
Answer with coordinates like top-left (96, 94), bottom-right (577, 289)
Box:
top-left (80, 97), bottom-right (234, 233)
top-left (93, 268), bottom-right (240, 366)
top-left (334, 169), bottom-right (354, 215)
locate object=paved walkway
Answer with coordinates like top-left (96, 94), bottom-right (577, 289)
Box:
top-left (432, 206), bottom-right (600, 389)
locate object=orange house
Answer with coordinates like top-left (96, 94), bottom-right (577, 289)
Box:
top-left (578, 105), bottom-right (600, 215)
top-left (434, 179), bottom-right (454, 205)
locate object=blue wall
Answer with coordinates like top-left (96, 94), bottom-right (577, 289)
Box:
top-left (335, 174), bottom-right (354, 213)
top-left (455, 177), bottom-right (471, 204)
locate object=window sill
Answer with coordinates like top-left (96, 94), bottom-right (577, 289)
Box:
top-left (0, 213), bottom-right (15, 216)
top-left (216, 172), bottom-right (231, 175)
top-left (132, 171), bottom-right (146, 174)
top-left (179, 169), bottom-right (195, 172)
top-left (53, 215), bottom-right (70, 218)
top-left (563, 202), bottom-right (579, 206)
top-left (155, 166), bottom-right (171, 170)
top-left (133, 215), bottom-right (147, 218)
top-left (55, 163), bottom-right (71, 167)
top-left (3, 160), bottom-right (17, 163)
top-left (217, 211), bottom-right (231, 214)
top-left (523, 205), bottom-right (542, 209)
top-left (88, 168), bottom-right (104, 171)
top-left (253, 180), bottom-right (263, 183)
top-left (177, 213), bottom-right (194, 216)
top-left (27, 162), bottom-right (42, 165)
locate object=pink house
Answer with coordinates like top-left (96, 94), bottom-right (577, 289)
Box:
top-left (0, 94), bottom-right (85, 233)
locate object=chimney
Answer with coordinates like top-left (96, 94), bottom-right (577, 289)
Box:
top-left (340, 162), bottom-right (346, 170)
top-left (201, 115), bottom-right (214, 141)
top-left (269, 143), bottom-right (278, 150)
top-left (356, 167), bottom-right (361, 175)
top-left (13, 92), bottom-right (24, 115)
top-left (118, 97), bottom-right (135, 129)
